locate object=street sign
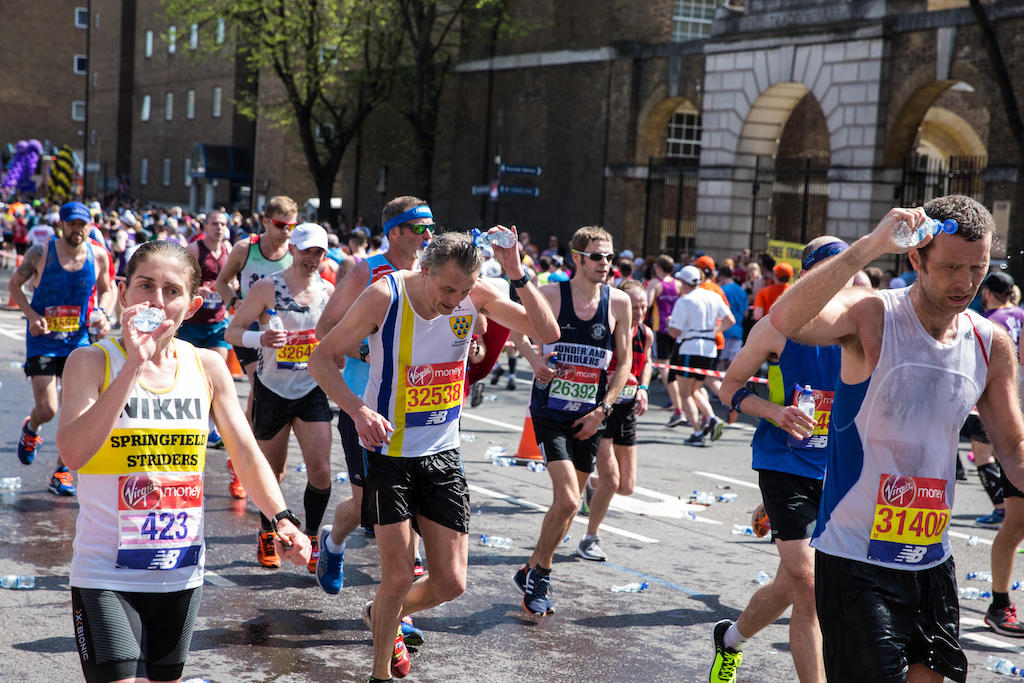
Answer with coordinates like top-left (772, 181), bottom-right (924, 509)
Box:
top-left (499, 163), bottom-right (542, 176)
top-left (471, 184), bottom-right (491, 196)
top-left (499, 184), bottom-right (540, 198)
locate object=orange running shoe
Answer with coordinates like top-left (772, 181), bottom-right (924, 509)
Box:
top-left (257, 531), bottom-right (281, 568)
top-left (227, 460), bottom-right (246, 499)
top-left (307, 534), bottom-right (320, 574)
top-left (391, 627), bottom-right (411, 678)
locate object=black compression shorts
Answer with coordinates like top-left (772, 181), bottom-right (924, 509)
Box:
top-left (601, 403), bottom-right (637, 446)
top-left (363, 449), bottom-right (470, 533)
top-left (758, 469), bottom-right (822, 541)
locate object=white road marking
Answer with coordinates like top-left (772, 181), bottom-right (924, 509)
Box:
top-left (461, 412), bottom-right (522, 431)
top-left (960, 617), bottom-right (1020, 651)
top-left (468, 483), bottom-right (660, 543)
top-left (949, 530), bottom-right (993, 546)
top-left (203, 570), bottom-right (236, 587)
top-left (693, 471), bottom-right (761, 490)
top-left (0, 327), bottom-right (24, 340)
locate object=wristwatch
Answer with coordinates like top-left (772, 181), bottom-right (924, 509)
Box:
top-left (271, 508), bottom-right (302, 531)
top-left (600, 402), bottom-right (613, 416)
top-left (510, 273), bottom-right (530, 289)
top-left (359, 343), bottom-right (370, 363)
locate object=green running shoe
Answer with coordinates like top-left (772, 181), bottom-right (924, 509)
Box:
top-left (709, 619), bottom-right (743, 682)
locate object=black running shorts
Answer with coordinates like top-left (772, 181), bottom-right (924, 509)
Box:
top-left (960, 413), bottom-right (990, 444)
top-left (758, 469), bottom-right (822, 541)
top-left (654, 331), bottom-right (675, 360)
top-left (336, 409), bottom-right (364, 488)
top-left (250, 375), bottom-right (333, 440)
top-left (814, 552), bottom-right (966, 683)
top-left (601, 403), bottom-right (637, 446)
top-left (531, 413), bottom-right (601, 474)
top-left (71, 585), bottom-right (202, 683)
top-left (668, 351), bottom-right (715, 381)
top-left (233, 344), bottom-right (259, 368)
top-left (363, 449), bottom-right (470, 533)
top-left (1000, 466), bottom-right (1024, 499)
top-left (24, 354), bottom-right (68, 377)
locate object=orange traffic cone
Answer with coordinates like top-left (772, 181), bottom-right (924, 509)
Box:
top-left (5, 255), bottom-right (22, 309)
top-left (226, 347), bottom-right (245, 380)
top-left (514, 415), bottom-right (544, 463)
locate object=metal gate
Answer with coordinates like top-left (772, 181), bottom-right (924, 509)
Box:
top-left (750, 156), bottom-right (830, 253)
top-left (642, 156), bottom-right (699, 260)
top-left (899, 153), bottom-right (986, 206)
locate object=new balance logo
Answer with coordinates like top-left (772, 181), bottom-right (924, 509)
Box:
top-left (565, 401), bottom-right (582, 412)
top-left (894, 545), bottom-right (927, 564)
top-left (425, 410), bottom-right (448, 425)
top-left (147, 549), bottom-right (182, 569)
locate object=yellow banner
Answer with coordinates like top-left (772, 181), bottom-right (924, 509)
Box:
top-left (766, 239), bottom-right (804, 274)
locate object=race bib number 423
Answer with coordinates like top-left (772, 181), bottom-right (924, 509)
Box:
top-left (404, 361), bottom-right (464, 427)
top-left (867, 474), bottom-right (949, 566)
top-left (116, 473), bottom-right (203, 570)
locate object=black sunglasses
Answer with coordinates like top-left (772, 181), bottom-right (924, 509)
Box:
top-left (573, 249), bottom-right (615, 263)
top-left (402, 222), bottom-right (436, 235)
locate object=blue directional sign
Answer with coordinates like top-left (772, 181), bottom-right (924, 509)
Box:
top-left (499, 163), bottom-right (542, 176)
top-left (499, 184), bottom-right (540, 198)
top-left (471, 184), bottom-right (491, 196)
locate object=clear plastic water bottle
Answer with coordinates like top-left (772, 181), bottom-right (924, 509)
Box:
top-left (691, 490), bottom-right (715, 505)
top-left (985, 655), bottom-right (1021, 675)
top-left (479, 534), bottom-right (513, 548)
top-left (892, 215), bottom-right (958, 248)
top-left (0, 476), bottom-right (22, 490)
top-left (534, 353), bottom-right (557, 391)
top-left (485, 445), bottom-right (507, 460)
top-left (732, 524), bottom-right (756, 536)
top-left (88, 308), bottom-right (105, 338)
top-left (461, 433), bottom-right (478, 443)
top-left (265, 309), bottom-right (284, 331)
top-left (471, 228), bottom-right (517, 249)
top-left (132, 307), bottom-right (166, 333)
top-left (527, 461), bottom-right (546, 472)
top-left (717, 493), bottom-right (738, 503)
top-left (958, 587), bottom-right (992, 600)
top-left (968, 535), bottom-right (981, 546)
top-left (335, 472), bottom-right (348, 483)
top-left (1014, 581), bottom-right (1023, 591)
top-left (561, 534), bottom-right (571, 544)
top-left (493, 456), bottom-right (515, 467)
top-left (753, 570), bottom-right (771, 585)
top-left (797, 384), bottom-right (815, 420)
top-left (1, 575), bottom-right (35, 589)
top-left (296, 463), bottom-right (307, 472)
top-left (966, 570), bottom-right (993, 582)
top-left (610, 581), bottom-right (649, 593)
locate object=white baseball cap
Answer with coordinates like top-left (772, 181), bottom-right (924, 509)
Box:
top-left (676, 265), bottom-right (701, 286)
top-left (290, 223), bottom-right (329, 251)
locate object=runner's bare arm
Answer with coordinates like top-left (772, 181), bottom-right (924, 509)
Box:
top-left (315, 258), bottom-right (369, 340)
top-left (56, 345), bottom-right (139, 469)
top-left (224, 278), bottom-right (284, 348)
top-left (771, 207), bottom-right (925, 344)
top-left (8, 243), bottom-right (46, 334)
top-left (201, 349), bottom-right (310, 564)
top-left (718, 316), bottom-right (813, 439)
top-left (214, 238), bottom-right (250, 306)
top-left (94, 249), bottom-right (115, 334)
top-left (474, 277), bottom-right (560, 344)
top-left (600, 288), bottom-right (635, 405)
top-left (308, 281), bottom-right (395, 447)
top-left (633, 325), bottom-right (655, 416)
top-left (978, 330), bottom-right (1024, 493)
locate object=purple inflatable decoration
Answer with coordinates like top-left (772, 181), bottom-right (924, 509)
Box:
top-left (2, 139), bottom-right (43, 196)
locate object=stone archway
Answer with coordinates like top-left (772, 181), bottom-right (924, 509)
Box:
top-left (635, 92), bottom-right (701, 164)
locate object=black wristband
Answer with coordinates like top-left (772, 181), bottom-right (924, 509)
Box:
top-left (510, 273), bottom-right (530, 289)
top-left (730, 386), bottom-right (755, 414)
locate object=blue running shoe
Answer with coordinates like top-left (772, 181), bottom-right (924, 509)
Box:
top-left (48, 466), bottom-right (76, 496)
top-left (976, 509), bottom-right (1006, 527)
top-left (521, 566), bottom-right (554, 616)
top-left (17, 418), bottom-right (41, 465)
top-left (400, 619), bottom-right (424, 649)
top-left (513, 564), bottom-right (529, 593)
top-left (316, 525), bottom-right (344, 594)
top-left (207, 426), bottom-right (224, 449)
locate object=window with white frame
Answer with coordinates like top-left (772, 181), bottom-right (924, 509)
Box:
top-left (165, 92), bottom-right (174, 120)
top-left (141, 158), bottom-right (149, 186)
top-left (184, 159), bottom-right (192, 187)
top-left (168, 25), bottom-right (176, 54)
top-left (665, 107), bottom-right (702, 159)
top-left (140, 94), bottom-right (151, 121)
top-left (212, 87), bottom-right (223, 117)
top-left (145, 30), bottom-right (153, 58)
top-left (74, 54), bottom-right (87, 75)
top-left (162, 158), bottom-right (171, 186)
top-left (216, 18), bottom-right (225, 44)
top-left (672, 0), bottom-right (716, 41)
top-left (72, 101), bottom-right (86, 122)
top-left (186, 89), bottom-right (196, 119)
top-left (190, 23), bottom-right (198, 50)
top-left (75, 7), bottom-right (88, 28)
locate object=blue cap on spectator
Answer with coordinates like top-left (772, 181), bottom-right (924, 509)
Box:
top-left (60, 201), bottom-right (91, 223)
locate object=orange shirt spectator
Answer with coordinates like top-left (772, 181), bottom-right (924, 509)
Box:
top-left (753, 262), bottom-right (793, 320)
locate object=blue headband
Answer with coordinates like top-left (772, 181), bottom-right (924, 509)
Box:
top-left (383, 205), bottom-right (433, 234)
top-left (802, 240), bottom-right (849, 271)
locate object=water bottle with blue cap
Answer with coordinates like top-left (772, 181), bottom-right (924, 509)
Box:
top-left (471, 227), bottom-right (516, 249)
top-left (892, 215), bottom-right (958, 248)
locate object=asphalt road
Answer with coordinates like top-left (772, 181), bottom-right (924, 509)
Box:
top-left (0, 297), bottom-right (1019, 681)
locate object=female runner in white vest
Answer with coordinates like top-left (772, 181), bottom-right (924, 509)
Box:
top-left (56, 240), bottom-right (310, 683)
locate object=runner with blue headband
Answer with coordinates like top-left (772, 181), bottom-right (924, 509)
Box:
top-left (382, 205), bottom-right (435, 234)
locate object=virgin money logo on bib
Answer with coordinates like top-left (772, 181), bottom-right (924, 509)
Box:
top-left (557, 365), bottom-right (577, 380)
top-left (407, 363), bottom-right (464, 387)
top-left (122, 474), bottom-right (162, 510)
top-left (881, 475), bottom-right (916, 508)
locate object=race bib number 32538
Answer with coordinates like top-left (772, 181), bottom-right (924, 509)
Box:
top-left (867, 474), bottom-right (949, 566)
top-left (404, 361), bottom-right (464, 427)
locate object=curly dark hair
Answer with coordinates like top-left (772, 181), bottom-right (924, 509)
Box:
top-left (917, 194), bottom-right (994, 260)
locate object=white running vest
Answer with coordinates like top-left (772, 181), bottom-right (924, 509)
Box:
top-left (256, 271), bottom-right (329, 400)
top-left (363, 273), bottom-right (476, 457)
top-left (71, 338), bottom-right (211, 591)
top-left (812, 287), bottom-right (991, 570)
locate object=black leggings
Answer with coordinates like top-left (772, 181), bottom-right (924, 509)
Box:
top-left (71, 585), bottom-right (202, 683)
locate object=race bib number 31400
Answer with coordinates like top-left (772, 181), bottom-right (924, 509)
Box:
top-left (867, 474), bottom-right (949, 566)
